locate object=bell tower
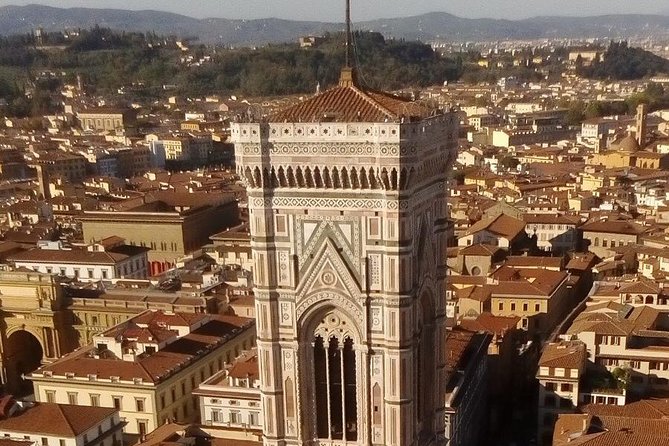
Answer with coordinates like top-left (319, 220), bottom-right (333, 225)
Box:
top-left (231, 3), bottom-right (459, 445)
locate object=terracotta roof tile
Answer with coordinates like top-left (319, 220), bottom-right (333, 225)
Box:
top-left (226, 349), bottom-right (259, 380)
top-left (581, 220), bottom-right (647, 236)
top-left (270, 83), bottom-right (427, 123)
top-left (504, 256), bottom-right (564, 269)
top-left (0, 403), bottom-right (116, 437)
top-left (36, 314), bottom-right (253, 384)
top-left (464, 214), bottom-right (526, 239)
top-left (459, 312), bottom-right (520, 335)
top-left (538, 340), bottom-right (586, 370)
top-left (459, 244), bottom-right (502, 257)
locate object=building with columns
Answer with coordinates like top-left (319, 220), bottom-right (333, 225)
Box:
top-left (231, 58), bottom-right (458, 445)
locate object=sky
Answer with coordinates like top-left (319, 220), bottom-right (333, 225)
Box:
top-left (0, 0), bottom-right (667, 21)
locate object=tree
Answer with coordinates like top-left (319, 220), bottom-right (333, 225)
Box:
top-left (611, 367), bottom-right (631, 390)
top-left (500, 156), bottom-right (520, 170)
top-left (564, 100), bottom-right (586, 125)
top-left (578, 41), bottom-right (669, 80)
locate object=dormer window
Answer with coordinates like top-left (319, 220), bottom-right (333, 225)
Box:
top-left (145, 346), bottom-right (156, 355)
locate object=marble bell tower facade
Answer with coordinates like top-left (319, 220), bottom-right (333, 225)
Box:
top-left (231, 65), bottom-right (458, 445)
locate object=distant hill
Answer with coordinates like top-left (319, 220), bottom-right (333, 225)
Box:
top-left (3, 5), bottom-right (669, 45)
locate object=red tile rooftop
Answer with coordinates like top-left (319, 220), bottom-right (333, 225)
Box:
top-left (33, 313), bottom-right (253, 384)
top-left (0, 403), bottom-right (117, 437)
top-left (270, 73), bottom-right (431, 123)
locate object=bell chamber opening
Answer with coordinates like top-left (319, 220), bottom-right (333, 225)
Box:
top-left (313, 334), bottom-right (358, 441)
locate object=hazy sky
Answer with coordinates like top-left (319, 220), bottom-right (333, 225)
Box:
top-left (0, 0), bottom-right (667, 21)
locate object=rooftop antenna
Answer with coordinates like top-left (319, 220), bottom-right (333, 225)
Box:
top-left (345, 0), bottom-right (352, 68)
top-left (339, 0), bottom-right (357, 87)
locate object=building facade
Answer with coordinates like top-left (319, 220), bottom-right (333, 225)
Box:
top-left (443, 330), bottom-right (491, 446)
top-left (231, 67), bottom-right (458, 446)
top-left (0, 402), bottom-right (124, 446)
top-left (29, 311), bottom-right (255, 436)
top-left (80, 193), bottom-right (239, 275)
top-left (8, 239), bottom-right (149, 282)
top-left (194, 349), bottom-right (263, 431)
top-left (77, 108), bottom-right (137, 134)
top-left (536, 341), bottom-right (586, 446)
top-left (0, 270), bottom-right (71, 395)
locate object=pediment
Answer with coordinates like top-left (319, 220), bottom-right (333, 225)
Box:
top-left (298, 219), bottom-right (360, 272)
top-left (296, 237), bottom-right (361, 298)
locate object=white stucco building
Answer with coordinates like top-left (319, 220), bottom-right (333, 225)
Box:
top-left (8, 238), bottom-right (149, 282)
top-left (194, 349), bottom-right (263, 431)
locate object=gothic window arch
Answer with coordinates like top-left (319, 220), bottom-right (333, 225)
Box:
top-left (368, 168), bottom-right (378, 189)
top-left (302, 307), bottom-right (360, 442)
top-left (244, 167), bottom-right (254, 187)
top-left (314, 167), bottom-right (324, 188)
top-left (359, 167), bottom-right (369, 189)
top-left (286, 166), bottom-right (296, 187)
top-left (323, 167), bottom-right (332, 188)
top-left (304, 167), bottom-right (314, 188)
top-left (262, 168), bottom-right (271, 188)
top-left (399, 167), bottom-right (408, 190)
top-left (278, 167), bottom-right (287, 187)
top-left (332, 167), bottom-right (341, 189)
top-left (270, 168), bottom-right (279, 188)
top-left (340, 167), bottom-right (350, 189)
top-left (296, 167), bottom-right (305, 187)
top-left (381, 168), bottom-right (390, 190)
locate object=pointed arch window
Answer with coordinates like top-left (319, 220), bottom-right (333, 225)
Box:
top-left (313, 319), bottom-right (358, 441)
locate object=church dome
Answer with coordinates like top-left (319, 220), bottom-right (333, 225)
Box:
top-left (616, 135), bottom-right (641, 153)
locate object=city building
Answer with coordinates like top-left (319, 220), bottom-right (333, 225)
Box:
top-left (443, 330), bottom-right (492, 446)
top-left (29, 310), bottom-right (255, 436)
top-left (564, 302), bottom-right (669, 394)
top-left (0, 270), bottom-right (71, 395)
top-left (0, 400), bottom-right (124, 446)
top-left (194, 349), bottom-right (262, 431)
top-left (29, 152), bottom-right (88, 183)
top-left (77, 108), bottom-right (137, 134)
top-left (458, 214), bottom-right (527, 251)
top-left (536, 341), bottom-right (587, 446)
top-left (64, 282), bottom-right (220, 345)
top-left (80, 191), bottom-right (239, 275)
top-left (8, 238), bottom-right (149, 282)
top-left (488, 266), bottom-right (572, 335)
top-left (581, 219), bottom-right (647, 259)
top-left (452, 266), bottom-right (574, 334)
top-left (230, 59), bottom-right (458, 445)
top-left (523, 214), bottom-right (581, 253)
top-left (134, 423), bottom-right (261, 446)
top-left (158, 134), bottom-right (212, 163)
top-left (206, 224), bottom-right (252, 272)
top-left (552, 398), bottom-right (669, 446)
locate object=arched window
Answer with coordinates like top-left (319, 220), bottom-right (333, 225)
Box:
top-left (312, 313), bottom-right (358, 442)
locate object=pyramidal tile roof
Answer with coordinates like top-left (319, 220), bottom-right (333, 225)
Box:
top-left (270, 69), bottom-right (430, 123)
